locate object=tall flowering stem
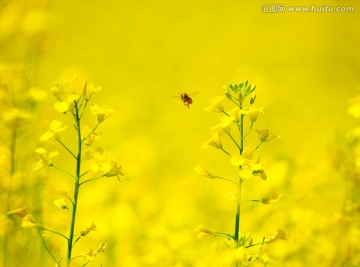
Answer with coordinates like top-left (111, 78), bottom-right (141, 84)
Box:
top-left (9, 75), bottom-right (125, 267)
top-left (234, 96), bottom-right (244, 249)
top-left (196, 81), bottom-right (286, 266)
top-left (66, 101), bottom-right (82, 266)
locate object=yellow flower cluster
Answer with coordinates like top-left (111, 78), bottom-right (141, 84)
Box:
top-left (230, 150), bottom-right (267, 180)
top-left (51, 75), bottom-right (101, 113)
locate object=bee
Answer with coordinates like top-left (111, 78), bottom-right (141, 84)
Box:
top-left (175, 92), bottom-right (198, 108)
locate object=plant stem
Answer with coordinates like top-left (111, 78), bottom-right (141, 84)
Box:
top-left (79, 100), bottom-right (88, 120)
top-left (51, 165), bottom-right (75, 179)
top-left (227, 132), bottom-right (241, 151)
top-left (66, 102), bottom-right (82, 267)
top-left (81, 121), bottom-right (101, 143)
top-left (243, 121), bottom-right (254, 140)
top-left (79, 174), bottom-right (106, 187)
top-left (234, 180), bottom-right (243, 245)
top-left (58, 139), bottom-right (77, 159)
top-left (213, 232), bottom-right (235, 240)
top-left (249, 237), bottom-right (266, 265)
top-left (229, 98), bottom-right (241, 108)
top-left (37, 228), bottom-right (62, 267)
top-left (253, 141), bottom-right (263, 152)
top-left (245, 239), bottom-right (266, 249)
top-left (239, 109), bottom-right (244, 154)
top-left (234, 98), bottom-right (245, 267)
top-left (42, 227), bottom-right (69, 241)
top-left (220, 147), bottom-right (231, 156)
top-left (213, 175), bottom-right (238, 185)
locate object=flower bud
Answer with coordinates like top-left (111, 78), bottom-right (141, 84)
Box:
top-left (250, 93), bottom-right (256, 105)
top-left (265, 229), bottom-right (287, 244)
top-left (256, 129), bottom-right (270, 142)
top-left (194, 163), bottom-right (215, 179)
top-left (225, 88), bottom-right (232, 100)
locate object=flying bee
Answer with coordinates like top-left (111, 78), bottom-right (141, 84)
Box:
top-left (174, 92), bottom-right (199, 108)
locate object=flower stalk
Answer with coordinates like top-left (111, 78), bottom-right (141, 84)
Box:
top-left (66, 101), bottom-right (82, 267)
top-left (12, 75), bottom-right (123, 267)
top-left (197, 80), bottom-right (285, 266)
top-left (234, 96), bottom-right (245, 253)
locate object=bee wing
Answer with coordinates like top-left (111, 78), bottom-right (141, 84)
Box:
top-left (187, 91), bottom-right (199, 96)
top-left (171, 92), bottom-right (199, 97)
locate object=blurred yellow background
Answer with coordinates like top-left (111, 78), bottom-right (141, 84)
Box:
top-left (1, 0), bottom-right (360, 266)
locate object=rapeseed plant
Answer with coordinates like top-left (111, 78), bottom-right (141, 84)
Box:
top-left (196, 81), bottom-right (286, 266)
top-left (9, 74), bottom-right (124, 267)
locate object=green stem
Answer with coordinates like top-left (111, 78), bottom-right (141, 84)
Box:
top-left (249, 237), bottom-right (266, 265)
top-left (234, 180), bottom-right (243, 244)
top-left (69, 255), bottom-right (84, 262)
top-left (243, 121), bottom-right (254, 140)
top-left (213, 176), bottom-right (238, 185)
top-left (253, 141), bottom-right (263, 152)
top-left (213, 232), bottom-right (235, 240)
top-left (80, 170), bottom-right (90, 178)
top-left (229, 98), bottom-right (241, 108)
top-left (79, 174), bottom-right (106, 187)
top-left (58, 139), bottom-right (77, 159)
top-left (42, 227), bottom-right (69, 241)
top-left (245, 238), bottom-right (266, 249)
top-left (234, 99), bottom-right (244, 267)
top-left (222, 110), bottom-right (230, 116)
top-left (51, 164), bottom-right (75, 179)
top-left (37, 228), bottom-right (62, 267)
top-left (66, 195), bottom-right (75, 207)
top-left (81, 121), bottom-right (101, 143)
top-left (72, 235), bottom-right (82, 247)
top-left (227, 132), bottom-right (241, 151)
top-left (220, 147), bottom-right (231, 156)
top-left (239, 122), bottom-right (244, 154)
top-left (82, 260), bottom-right (91, 267)
top-left (79, 100), bottom-right (88, 120)
top-left (67, 102), bottom-right (82, 267)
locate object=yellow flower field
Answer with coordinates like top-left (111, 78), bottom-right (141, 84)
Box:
top-left (1, 0), bottom-right (359, 266)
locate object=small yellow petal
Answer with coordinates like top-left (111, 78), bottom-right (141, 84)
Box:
top-left (230, 155), bottom-right (247, 166)
top-left (40, 131), bottom-right (53, 142)
top-left (265, 229), bottom-right (287, 244)
top-left (21, 214), bottom-right (40, 228)
top-left (239, 167), bottom-right (253, 180)
top-left (54, 102), bottom-right (69, 113)
top-left (204, 95), bottom-right (225, 112)
top-left (221, 116), bottom-right (235, 129)
top-left (80, 221), bottom-right (97, 236)
top-left (54, 198), bottom-right (69, 210)
top-left (7, 207), bottom-right (28, 218)
top-left (242, 148), bottom-right (253, 160)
